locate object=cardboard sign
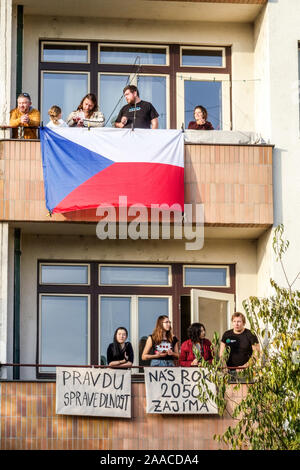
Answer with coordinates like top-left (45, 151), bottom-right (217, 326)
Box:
top-left (144, 367), bottom-right (217, 414)
top-left (56, 367), bottom-right (131, 418)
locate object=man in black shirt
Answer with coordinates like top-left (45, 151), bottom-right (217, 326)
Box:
top-left (220, 312), bottom-right (260, 370)
top-left (114, 85), bottom-right (159, 129)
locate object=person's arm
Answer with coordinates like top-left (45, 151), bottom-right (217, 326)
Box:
top-left (151, 117), bottom-right (158, 129)
top-left (142, 336), bottom-right (167, 361)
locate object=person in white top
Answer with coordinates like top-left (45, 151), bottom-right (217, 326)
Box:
top-left (46, 105), bottom-right (68, 129)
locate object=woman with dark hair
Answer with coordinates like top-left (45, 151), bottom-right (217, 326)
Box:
top-left (67, 93), bottom-right (105, 127)
top-left (179, 323), bottom-right (213, 366)
top-left (107, 327), bottom-right (134, 368)
top-left (188, 105), bottom-right (214, 130)
top-left (142, 315), bottom-right (179, 366)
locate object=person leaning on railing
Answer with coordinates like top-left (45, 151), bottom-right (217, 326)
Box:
top-left (9, 92), bottom-right (40, 139)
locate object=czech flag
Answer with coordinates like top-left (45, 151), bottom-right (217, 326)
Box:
top-left (40, 127), bottom-right (184, 214)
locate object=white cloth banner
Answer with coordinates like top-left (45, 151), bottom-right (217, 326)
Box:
top-left (56, 367), bottom-right (131, 418)
top-left (144, 367), bottom-right (217, 414)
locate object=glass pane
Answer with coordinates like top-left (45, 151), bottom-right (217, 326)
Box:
top-left (99, 74), bottom-right (129, 127)
top-left (138, 297), bottom-right (169, 366)
top-left (100, 46), bottom-right (166, 65)
top-left (40, 296), bottom-right (88, 372)
top-left (185, 267), bottom-right (227, 286)
top-left (182, 49), bottom-right (223, 67)
top-left (41, 265), bottom-right (88, 284)
top-left (42, 72), bottom-right (88, 125)
top-left (100, 266), bottom-right (169, 285)
top-left (184, 80), bottom-right (222, 130)
top-left (138, 76), bottom-right (167, 129)
top-left (43, 44), bottom-right (88, 63)
top-left (198, 297), bottom-right (228, 344)
top-left (99, 297), bottom-right (131, 365)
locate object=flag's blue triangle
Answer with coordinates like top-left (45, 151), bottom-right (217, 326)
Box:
top-left (40, 127), bottom-right (114, 211)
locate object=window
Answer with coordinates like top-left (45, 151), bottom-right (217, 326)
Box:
top-left (99, 44), bottom-right (168, 66)
top-left (40, 41), bottom-right (231, 130)
top-left (99, 265), bottom-right (171, 286)
top-left (41, 42), bottom-right (90, 63)
top-left (39, 294), bottom-right (90, 373)
top-left (37, 261), bottom-right (234, 378)
top-left (181, 47), bottom-right (226, 68)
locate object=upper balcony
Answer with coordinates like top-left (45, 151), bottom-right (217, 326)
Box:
top-left (0, 135), bottom-right (273, 229)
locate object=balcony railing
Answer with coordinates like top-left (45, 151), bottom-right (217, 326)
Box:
top-left (0, 137), bottom-right (273, 226)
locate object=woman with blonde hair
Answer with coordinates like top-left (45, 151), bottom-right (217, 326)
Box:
top-left (46, 105), bottom-right (67, 128)
top-left (142, 315), bottom-right (179, 366)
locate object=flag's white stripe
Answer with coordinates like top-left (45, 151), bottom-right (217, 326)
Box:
top-left (50, 128), bottom-right (184, 168)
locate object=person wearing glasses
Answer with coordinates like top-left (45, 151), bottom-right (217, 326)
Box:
top-left (9, 93), bottom-right (40, 139)
top-left (188, 105), bottom-right (214, 130)
top-left (179, 323), bottom-right (213, 367)
top-left (142, 315), bottom-right (179, 366)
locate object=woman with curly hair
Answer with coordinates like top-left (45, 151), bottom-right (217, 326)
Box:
top-left (142, 315), bottom-right (179, 367)
top-left (67, 93), bottom-right (105, 127)
top-left (179, 322), bottom-right (213, 366)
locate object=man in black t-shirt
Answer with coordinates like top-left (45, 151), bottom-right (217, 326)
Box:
top-left (114, 85), bottom-right (159, 129)
top-left (220, 312), bottom-right (260, 369)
